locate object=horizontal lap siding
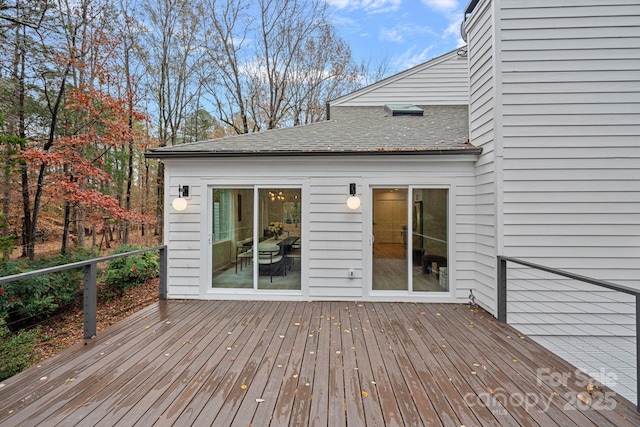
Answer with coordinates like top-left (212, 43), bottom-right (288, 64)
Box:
top-left (163, 158), bottom-right (477, 302)
top-left (332, 50), bottom-right (468, 106)
top-left (466, 0), bottom-right (497, 313)
top-left (500, 1), bottom-right (640, 290)
top-left (307, 164), bottom-right (476, 301)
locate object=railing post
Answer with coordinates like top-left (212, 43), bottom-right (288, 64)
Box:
top-left (636, 295), bottom-right (639, 412)
top-left (497, 256), bottom-right (507, 323)
top-left (83, 262), bottom-right (98, 339)
top-left (159, 246), bottom-right (167, 300)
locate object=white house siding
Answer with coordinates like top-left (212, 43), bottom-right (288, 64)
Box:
top-left (499, 0), bottom-right (640, 289)
top-left (162, 156), bottom-right (477, 303)
top-left (331, 50), bottom-right (469, 107)
top-left (464, 0), bottom-right (498, 314)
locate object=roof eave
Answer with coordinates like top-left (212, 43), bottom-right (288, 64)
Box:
top-left (145, 147), bottom-right (482, 159)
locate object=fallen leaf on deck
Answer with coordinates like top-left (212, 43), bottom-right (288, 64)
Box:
top-left (473, 363), bottom-right (480, 367)
top-left (578, 394), bottom-right (589, 405)
top-left (487, 387), bottom-right (493, 394)
top-left (362, 391), bottom-right (369, 398)
top-left (279, 335), bottom-right (285, 338)
top-left (256, 398), bottom-right (265, 403)
top-left (241, 384), bottom-right (248, 390)
top-left (294, 322), bottom-right (300, 326)
top-left (441, 345), bottom-right (447, 348)
top-left (65, 378), bottom-right (75, 383)
top-left (40, 377), bottom-right (47, 381)
top-left (512, 359), bottom-right (517, 363)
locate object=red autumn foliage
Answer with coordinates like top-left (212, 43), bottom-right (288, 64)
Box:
top-left (20, 84), bottom-right (154, 227)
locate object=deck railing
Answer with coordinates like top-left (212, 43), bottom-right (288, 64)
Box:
top-left (0, 246), bottom-right (167, 339)
top-left (497, 255), bottom-right (640, 411)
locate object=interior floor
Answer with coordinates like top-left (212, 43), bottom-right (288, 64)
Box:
top-left (373, 243), bottom-right (446, 292)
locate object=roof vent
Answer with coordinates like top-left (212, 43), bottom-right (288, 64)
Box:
top-left (384, 104), bottom-right (424, 116)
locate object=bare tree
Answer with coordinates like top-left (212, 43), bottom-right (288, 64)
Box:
top-left (288, 23), bottom-right (361, 126)
top-left (201, 0), bottom-right (251, 134)
top-left (139, 0), bottom-right (205, 235)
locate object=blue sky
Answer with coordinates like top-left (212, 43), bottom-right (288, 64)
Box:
top-left (328, 0), bottom-right (466, 75)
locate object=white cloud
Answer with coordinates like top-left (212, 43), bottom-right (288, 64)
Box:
top-left (420, 0), bottom-right (458, 13)
top-left (392, 45), bottom-right (434, 70)
top-left (380, 23), bottom-right (436, 43)
top-left (379, 27), bottom-right (404, 43)
top-left (327, 0), bottom-right (355, 9)
top-left (327, 0), bottom-right (401, 14)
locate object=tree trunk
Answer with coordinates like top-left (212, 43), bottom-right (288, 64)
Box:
top-left (61, 200), bottom-right (71, 255)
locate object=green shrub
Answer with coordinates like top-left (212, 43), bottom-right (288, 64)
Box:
top-left (0, 318), bottom-right (39, 381)
top-left (0, 248), bottom-right (97, 330)
top-left (103, 245), bottom-right (159, 294)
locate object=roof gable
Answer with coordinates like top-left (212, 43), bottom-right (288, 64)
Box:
top-left (331, 48), bottom-right (469, 107)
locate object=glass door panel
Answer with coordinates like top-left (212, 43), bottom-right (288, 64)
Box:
top-left (212, 188), bottom-right (254, 289)
top-left (257, 188), bottom-right (302, 290)
top-left (412, 188), bottom-right (448, 292)
top-left (372, 188), bottom-right (408, 290)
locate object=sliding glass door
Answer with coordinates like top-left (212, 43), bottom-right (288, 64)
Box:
top-left (372, 188), bottom-right (408, 290)
top-left (372, 187), bottom-right (449, 292)
top-left (211, 188), bottom-right (254, 289)
top-left (211, 187), bottom-right (301, 291)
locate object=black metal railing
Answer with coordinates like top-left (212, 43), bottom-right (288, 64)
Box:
top-left (497, 255), bottom-right (640, 411)
top-left (0, 246), bottom-right (167, 339)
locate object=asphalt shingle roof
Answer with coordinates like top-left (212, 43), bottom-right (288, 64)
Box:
top-left (146, 105), bottom-right (479, 158)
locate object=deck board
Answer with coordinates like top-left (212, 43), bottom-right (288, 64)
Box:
top-left (0, 300), bottom-right (638, 427)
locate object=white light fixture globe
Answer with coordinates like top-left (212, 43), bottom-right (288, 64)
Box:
top-left (347, 183), bottom-right (361, 209)
top-left (172, 196), bottom-right (187, 211)
top-left (347, 195), bottom-right (361, 210)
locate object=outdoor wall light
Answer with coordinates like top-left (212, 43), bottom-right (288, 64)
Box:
top-left (172, 185), bottom-right (189, 211)
top-left (347, 183), bottom-right (361, 210)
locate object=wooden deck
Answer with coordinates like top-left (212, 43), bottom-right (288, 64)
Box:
top-left (1, 300), bottom-right (638, 426)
